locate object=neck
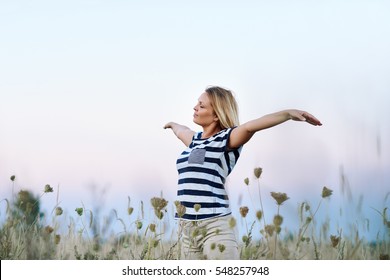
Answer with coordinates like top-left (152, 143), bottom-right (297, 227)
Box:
top-left (201, 123), bottom-right (222, 138)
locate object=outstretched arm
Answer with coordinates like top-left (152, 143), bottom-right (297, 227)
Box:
top-left (228, 109), bottom-right (322, 149)
top-left (164, 122), bottom-right (195, 147)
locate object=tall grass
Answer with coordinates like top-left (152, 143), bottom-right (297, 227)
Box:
top-left (1, 171), bottom-right (389, 260)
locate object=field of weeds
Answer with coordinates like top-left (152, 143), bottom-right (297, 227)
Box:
top-left (1, 170), bottom-right (389, 260)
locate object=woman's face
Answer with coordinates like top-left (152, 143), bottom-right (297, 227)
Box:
top-left (193, 92), bottom-right (218, 126)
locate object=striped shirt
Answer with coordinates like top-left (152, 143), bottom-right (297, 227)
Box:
top-left (175, 127), bottom-right (242, 220)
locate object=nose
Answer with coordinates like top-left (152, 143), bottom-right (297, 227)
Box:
top-left (193, 104), bottom-right (198, 111)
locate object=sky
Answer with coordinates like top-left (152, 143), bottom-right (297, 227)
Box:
top-left (1, 0), bottom-right (389, 240)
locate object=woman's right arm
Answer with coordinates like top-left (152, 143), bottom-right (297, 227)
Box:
top-left (164, 122), bottom-right (195, 147)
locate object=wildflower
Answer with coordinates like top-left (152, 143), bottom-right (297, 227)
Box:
top-left (10, 175), bottom-right (16, 182)
top-left (270, 192), bottom-right (289, 205)
top-left (44, 184), bottom-right (53, 193)
top-left (218, 244), bottom-right (226, 253)
top-left (322, 186), bottom-right (333, 198)
top-left (228, 217), bottom-right (237, 228)
top-left (149, 223), bottom-right (156, 233)
top-left (127, 207), bottom-right (134, 215)
top-left (244, 177), bottom-right (249, 186)
top-left (45, 226), bottom-right (54, 234)
top-left (256, 210), bottom-right (263, 221)
top-left (175, 203), bottom-right (186, 218)
top-left (273, 214), bottom-right (283, 226)
top-left (55, 207), bottom-right (63, 216)
top-left (194, 204), bottom-right (201, 212)
top-left (75, 207), bottom-right (83, 216)
top-left (155, 210), bottom-right (164, 220)
top-left (330, 235), bottom-right (340, 248)
top-left (239, 206), bottom-right (249, 218)
top-left (192, 227), bottom-right (200, 238)
top-left (265, 224), bottom-right (275, 237)
top-left (55, 234), bottom-right (61, 244)
top-left (150, 197), bottom-right (168, 212)
top-left (254, 167), bottom-right (263, 179)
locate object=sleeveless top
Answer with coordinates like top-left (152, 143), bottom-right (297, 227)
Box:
top-left (175, 127), bottom-right (242, 220)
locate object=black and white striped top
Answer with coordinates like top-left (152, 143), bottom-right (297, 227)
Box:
top-left (175, 127), bottom-right (242, 220)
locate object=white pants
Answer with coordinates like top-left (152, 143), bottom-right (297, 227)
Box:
top-left (180, 215), bottom-right (239, 260)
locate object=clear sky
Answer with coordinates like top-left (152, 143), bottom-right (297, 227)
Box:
top-left (1, 0), bottom-right (389, 240)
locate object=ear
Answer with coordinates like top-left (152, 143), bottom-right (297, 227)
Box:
top-left (213, 114), bottom-right (219, 122)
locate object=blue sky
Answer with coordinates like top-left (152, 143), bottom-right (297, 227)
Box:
top-left (1, 0), bottom-right (389, 240)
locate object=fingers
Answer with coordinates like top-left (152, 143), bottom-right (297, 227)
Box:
top-left (306, 115), bottom-right (322, 126)
top-left (302, 113), bottom-right (322, 126)
top-left (164, 122), bottom-right (172, 129)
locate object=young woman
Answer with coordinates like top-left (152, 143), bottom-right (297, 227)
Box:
top-left (164, 86), bottom-right (322, 259)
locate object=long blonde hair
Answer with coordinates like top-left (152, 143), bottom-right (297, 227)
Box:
top-left (205, 86), bottom-right (239, 129)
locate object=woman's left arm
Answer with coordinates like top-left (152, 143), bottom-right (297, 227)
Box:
top-left (228, 109), bottom-right (322, 149)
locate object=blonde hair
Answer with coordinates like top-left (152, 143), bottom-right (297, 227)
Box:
top-left (205, 86), bottom-right (239, 129)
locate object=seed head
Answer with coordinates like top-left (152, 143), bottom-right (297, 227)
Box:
top-left (136, 221), bottom-right (143, 230)
top-left (194, 204), bottom-right (201, 212)
top-left (273, 214), bottom-right (283, 226)
top-left (154, 210), bottom-right (164, 220)
top-left (244, 177), bottom-right (249, 186)
top-left (127, 207), bottom-right (134, 215)
top-left (265, 224), bottom-right (275, 237)
top-left (44, 184), bottom-right (53, 193)
top-left (75, 207), bottom-right (83, 216)
top-left (322, 186), bottom-right (333, 198)
top-left (270, 192), bottom-right (289, 205)
top-left (239, 206), bottom-right (249, 218)
top-left (330, 235), bottom-right (340, 248)
top-left (218, 244), bottom-right (226, 253)
top-left (55, 234), bottom-right (61, 244)
top-left (10, 175), bottom-right (16, 182)
top-left (228, 217), bottom-right (237, 228)
top-left (256, 210), bottom-right (263, 221)
top-left (149, 223), bottom-right (156, 233)
top-left (150, 197), bottom-right (168, 212)
top-left (55, 207), bottom-right (63, 216)
top-left (192, 227), bottom-right (200, 238)
top-left (175, 203), bottom-right (186, 218)
top-left (210, 243), bottom-right (216, 250)
top-left (45, 226), bottom-right (54, 234)
top-left (254, 167), bottom-right (263, 179)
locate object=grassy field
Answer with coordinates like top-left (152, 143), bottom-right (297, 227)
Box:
top-left (1, 170), bottom-right (389, 260)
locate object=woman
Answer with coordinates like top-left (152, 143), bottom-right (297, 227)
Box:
top-left (164, 86), bottom-right (322, 260)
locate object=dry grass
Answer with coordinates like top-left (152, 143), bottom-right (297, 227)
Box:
top-left (1, 171), bottom-right (389, 260)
